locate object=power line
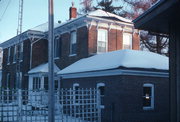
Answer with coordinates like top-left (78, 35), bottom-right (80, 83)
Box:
top-left (0, 0), bottom-right (12, 21)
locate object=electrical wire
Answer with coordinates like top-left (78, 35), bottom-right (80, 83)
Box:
top-left (0, 0), bottom-right (12, 21)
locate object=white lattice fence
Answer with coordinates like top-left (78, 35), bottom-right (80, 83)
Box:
top-left (0, 88), bottom-right (101, 122)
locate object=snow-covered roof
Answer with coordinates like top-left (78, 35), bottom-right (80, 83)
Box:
top-left (29, 9), bottom-right (132, 32)
top-left (58, 50), bottom-right (168, 75)
top-left (29, 22), bottom-right (61, 32)
top-left (87, 9), bottom-right (132, 23)
top-left (28, 63), bottom-right (60, 74)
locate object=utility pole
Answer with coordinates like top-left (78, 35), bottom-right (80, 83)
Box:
top-left (48, 0), bottom-right (55, 121)
top-left (16, 0), bottom-right (23, 121)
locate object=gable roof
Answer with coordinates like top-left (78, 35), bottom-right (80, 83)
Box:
top-left (58, 49), bottom-right (168, 75)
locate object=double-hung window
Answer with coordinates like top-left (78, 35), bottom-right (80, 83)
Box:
top-left (54, 36), bottom-right (61, 58)
top-left (70, 31), bottom-right (77, 56)
top-left (97, 29), bottom-right (108, 53)
top-left (33, 77), bottom-right (41, 90)
top-left (123, 33), bottom-right (132, 49)
top-left (7, 47), bottom-right (11, 64)
top-left (13, 45), bottom-right (17, 63)
top-left (19, 43), bottom-right (23, 61)
top-left (143, 83), bottom-right (154, 110)
top-left (6, 73), bottom-right (10, 89)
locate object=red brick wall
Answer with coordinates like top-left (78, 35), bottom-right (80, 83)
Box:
top-left (55, 26), bottom-right (88, 69)
top-left (31, 39), bottom-right (48, 68)
top-left (132, 32), bottom-right (140, 50)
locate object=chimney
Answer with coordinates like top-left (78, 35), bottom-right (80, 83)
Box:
top-left (69, 2), bottom-right (77, 19)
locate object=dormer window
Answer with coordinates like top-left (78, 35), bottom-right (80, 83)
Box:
top-left (70, 31), bottom-right (77, 56)
top-left (97, 29), bottom-right (108, 53)
top-left (123, 33), bottom-right (132, 49)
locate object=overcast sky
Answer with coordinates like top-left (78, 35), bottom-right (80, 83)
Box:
top-left (0, 0), bottom-right (81, 43)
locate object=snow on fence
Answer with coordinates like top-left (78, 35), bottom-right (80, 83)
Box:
top-left (0, 88), bottom-right (101, 122)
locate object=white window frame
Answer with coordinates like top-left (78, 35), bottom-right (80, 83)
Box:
top-left (143, 83), bottom-right (154, 110)
top-left (54, 36), bottom-right (60, 59)
top-left (123, 33), bottom-right (132, 49)
top-left (97, 83), bottom-right (105, 109)
top-left (13, 45), bottom-right (17, 63)
top-left (69, 31), bottom-right (77, 56)
top-left (73, 83), bottom-right (79, 104)
top-left (97, 29), bottom-right (108, 53)
top-left (7, 47), bottom-right (11, 65)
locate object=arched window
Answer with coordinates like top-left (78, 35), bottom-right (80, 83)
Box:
top-left (143, 83), bottom-right (154, 110)
top-left (97, 83), bottom-right (105, 108)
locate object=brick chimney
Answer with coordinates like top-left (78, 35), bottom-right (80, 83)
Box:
top-left (69, 2), bottom-right (77, 19)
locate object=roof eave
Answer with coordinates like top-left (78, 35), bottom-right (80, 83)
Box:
top-left (133, 0), bottom-right (179, 34)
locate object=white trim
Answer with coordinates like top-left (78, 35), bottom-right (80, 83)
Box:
top-left (143, 83), bottom-right (154, 110)
top-left (59, 69), bottom-right (169, 79)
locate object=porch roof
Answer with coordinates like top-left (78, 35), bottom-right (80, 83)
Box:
top-left (57, 50), bottom-right (168, 75)
top-left (28, 63), bottom-right (60, 75)
top-left (133, 0), bottom-right (179, 34)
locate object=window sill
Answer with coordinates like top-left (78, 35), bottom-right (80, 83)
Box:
top-left (54, 57), bottom-right (60, 60)
top-left (69, 54), bottom-right (77, 57)
top-left (143, 107), bottom-right (154, 110)
top-left (12, 61), bottom-right (16, 64)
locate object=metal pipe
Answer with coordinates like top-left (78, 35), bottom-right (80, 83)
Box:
top-left (48, 0), bottom-right (55, 121)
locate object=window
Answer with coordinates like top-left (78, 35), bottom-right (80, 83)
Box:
top-left (44, 77), bottom-right (48, 90)
top-left (97, 29), bottom-right (108, 53)
top-left (6, 73), bottom-right (10, 89)
top-left (73, 83), bottom-right (79, 104)
top-left (33, 77), bottom-right (41, 90)
top-left (54, 36), bottom-right (61, 58)
top-left (123, 33), bottom-right (132, 49)
top-left (15, 72), bottom-right (22, 89)
top-left (70, 31), bottom-right (77, 55)
top-left (7, 47), bottom-right (11, 64)
top-left (143, 83), bottom-right (154, 110)
top-left (97, 83), bottom-right (105, 108)
top-left (19, 43), bottom-right (23, 61)
top-left (13, 45), bottom-right (17, 63)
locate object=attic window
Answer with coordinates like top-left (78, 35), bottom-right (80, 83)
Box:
top-left (123, 33), bottom-right (132, 49)
top-left (97, 29), bottom-right (108, 53)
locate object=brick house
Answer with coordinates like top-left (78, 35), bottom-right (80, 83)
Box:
top-left (0, 4), bottom-right (140, 90)
top-left (57, 49), bottom-right (169, 122)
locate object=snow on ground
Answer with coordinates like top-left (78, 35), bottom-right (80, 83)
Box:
top-left (28, 63), bottom-right (60, 74)
top-left (58, 49), bottom-right (169, 75)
